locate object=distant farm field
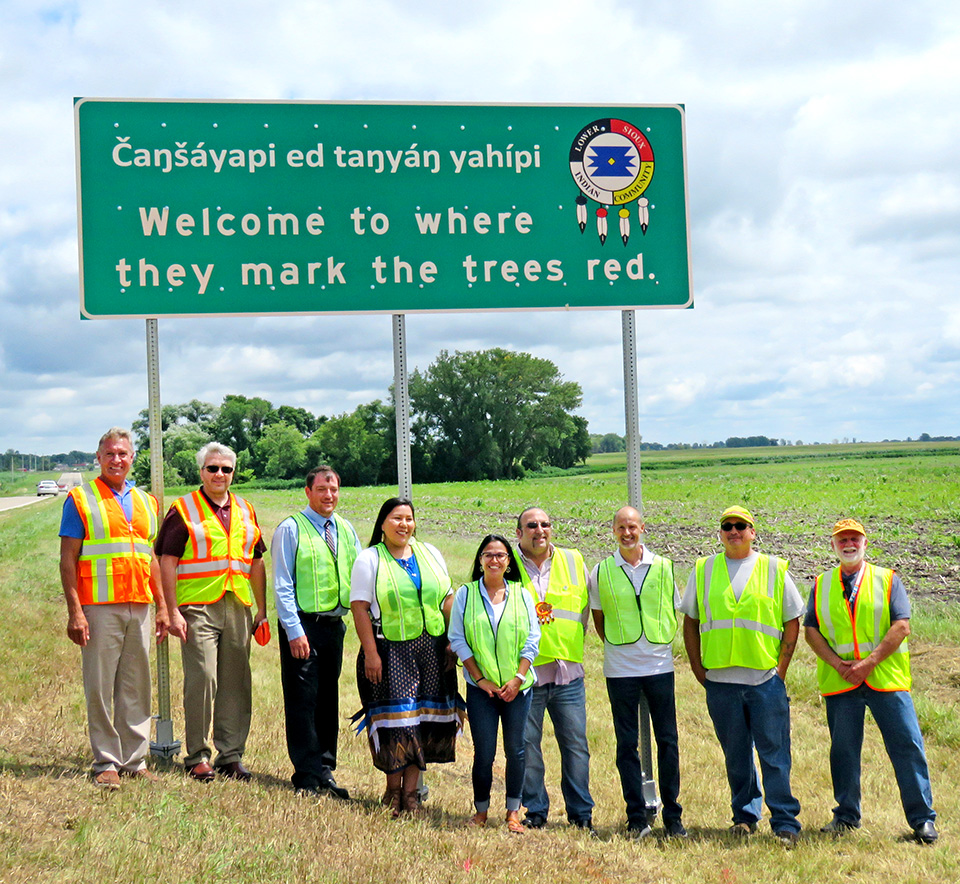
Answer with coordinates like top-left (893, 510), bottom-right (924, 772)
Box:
top-left (1, 442), bottom-right (958, 883)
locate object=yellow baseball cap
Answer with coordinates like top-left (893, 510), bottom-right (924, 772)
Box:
top-left (720, 506), bottom-right (754, 527)
top-left (832, 518), bottom-right (866, 537)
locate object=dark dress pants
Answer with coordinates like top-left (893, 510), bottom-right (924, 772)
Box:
top-left (279, 614), bottom-right (346, 790)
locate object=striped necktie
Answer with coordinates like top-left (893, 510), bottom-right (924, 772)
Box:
top-left (324, 518), bottom-right (336, 555)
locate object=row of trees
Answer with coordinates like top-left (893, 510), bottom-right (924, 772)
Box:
top-left (132, 349), bottom-right (591, 487)
top-left (589, 433), bottom-right (798, 452)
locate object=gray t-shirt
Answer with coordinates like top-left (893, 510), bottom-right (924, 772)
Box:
top-left (680, 551), bottom-right (804, 685)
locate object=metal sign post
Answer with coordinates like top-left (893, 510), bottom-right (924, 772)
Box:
top-left (393, 313), bottom-right (413, 501)
top-left (145, 318), bottom-right (180, 761)
top-left (622, 308), bottom-right (658, 820)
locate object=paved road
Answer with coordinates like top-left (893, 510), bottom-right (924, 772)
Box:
top-left (0, 494), bottom-right (58, 512)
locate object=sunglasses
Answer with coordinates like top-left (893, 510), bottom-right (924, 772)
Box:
top-left (524, 521), bottom-right (551, 529)
top-left (204, 465), bottom-right (234, 474)
top-left (720, 521), bottom-right (750, 531)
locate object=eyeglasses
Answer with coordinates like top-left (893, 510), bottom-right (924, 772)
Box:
top-left (481, 552), bottom-right (509, 561)
top-left (204, 465), bottom-right (234, 475)
top-left (524, 521), bottom-right (551, 529)
top-left (720, 521), bottom-right (750, 531)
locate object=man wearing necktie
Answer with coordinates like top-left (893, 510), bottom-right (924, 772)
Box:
top-left (271, 465), bottom-right (361, 798)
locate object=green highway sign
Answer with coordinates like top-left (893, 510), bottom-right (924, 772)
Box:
top-left (74, 99), bottom-right (692, 318)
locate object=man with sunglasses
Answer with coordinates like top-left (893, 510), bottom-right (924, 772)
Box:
top-left (515, 506), bottom-right (594, 832)
top-left (157, 442), bottom-right (268, 781)
top-left (271, 465), bottom-right (361, 799)
top-left (589, 506), bottom-right (685, 839)
top-left (804, 519), bottom-right (937, 843)
top-left (680, 505), bottom-right (803, 844)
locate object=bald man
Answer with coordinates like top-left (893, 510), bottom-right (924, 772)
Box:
top-left (589, 507), bottom-right (685, 838)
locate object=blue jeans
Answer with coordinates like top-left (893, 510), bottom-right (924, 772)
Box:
top-left (607, 672), bottom-right (682, 826)
top-left (705, 675), bottom-right (801, 833)
top-left (825, 685), bottom-right (935, 828)
top-left (466, 684), bottom-right (532, 810)
top-left (523, 677), bottom-right (594, 823)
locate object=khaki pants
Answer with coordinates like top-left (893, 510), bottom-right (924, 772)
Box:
top-left (180, 593), bottom-right (252, 767)
top-left (81, 602), bottom-right (152, 774)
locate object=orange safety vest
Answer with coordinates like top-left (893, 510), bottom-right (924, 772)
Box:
top-left (71, 477), bottom-right (158, 605)
top-left (172, 490), bottom-right (260, 605)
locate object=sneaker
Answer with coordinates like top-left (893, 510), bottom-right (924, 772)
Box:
top-left (729, 821), bottom-right (757, 837)
top-left (774, 830), bottom-right (800, 847)
top-left (627, 822), bottom-right (652, 840)
top-left (522, 814), bottom-right (546, 829)
top-left (93, 770), bottom-right (121, 790)
top-left (913, 821), bottom-right (939, 844)
top-left (820, 818), bottom-right (859, 835)
top-left (664, 820), bottom-right (688, 839)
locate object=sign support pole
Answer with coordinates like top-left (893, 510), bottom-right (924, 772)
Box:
top-left (621, 309), bottom-right (658, 820)
top-left (393, 312), bottom-right (427, 799)
top-left (393, 314), bottom-right (413, 501)
top-left (145, 318), bottom-right (180, 761)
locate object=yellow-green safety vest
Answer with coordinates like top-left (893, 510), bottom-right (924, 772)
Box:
top-left (695, 553), bottom-right (788, 670)
top-left (518, 546), bottom-right (588, 666)
top-left (290, 512), bottom-right (358, 612)
top-left (812, 563), bottom-right (911, 695)
top-left (462, 580), bottom-right (535, 691)
top-left (596, 554), bottom-right (677, 645)
top-left (375, 539), bottom-right (450, 641)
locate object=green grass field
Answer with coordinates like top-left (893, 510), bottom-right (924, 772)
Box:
top-left (1, 443), bottom-right (958, 883)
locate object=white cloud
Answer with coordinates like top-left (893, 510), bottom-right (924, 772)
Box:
top-left (2, 0), bottom-right (960, 453)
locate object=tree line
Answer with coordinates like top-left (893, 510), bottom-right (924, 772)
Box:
top-left (131, 348), bottom-right (591, 487)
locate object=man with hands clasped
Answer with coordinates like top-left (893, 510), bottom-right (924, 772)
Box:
top-left (804, 519), bottom-right (937, 844)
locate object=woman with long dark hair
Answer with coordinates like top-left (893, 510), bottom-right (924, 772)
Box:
top-left (350, 497), bottom-right (458, 815)
top-left (448, 534), bottom-right (540, 832)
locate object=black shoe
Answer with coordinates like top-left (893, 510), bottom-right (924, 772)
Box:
top-left (522, 814), bottom-right (546, 829)
top-left (913, 821), bottom-right (938, 844)
top-left (317, 774), bottom-right (350, 801)
top-left (627, 821), bottom-right (652, 839)
top-left (774, 830), bottom-right (800, 847)
top-left (572, 818), bottom-right (599, 838)
top-left (664, 820), bottom-right (688, 839)
top-left (820, 818), bottom-right (859, 835)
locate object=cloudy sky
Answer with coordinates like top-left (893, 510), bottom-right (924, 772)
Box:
top-left (2, 0), bottom-right (959, 455)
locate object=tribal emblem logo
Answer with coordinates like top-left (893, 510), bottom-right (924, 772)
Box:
top-left (569, 118), bottom-right (655, 245)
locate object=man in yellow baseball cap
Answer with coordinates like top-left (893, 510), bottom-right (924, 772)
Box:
top-left (804, 519), bottom-right (937, 843)
top-left (680, 505), bottom-right (803, 844)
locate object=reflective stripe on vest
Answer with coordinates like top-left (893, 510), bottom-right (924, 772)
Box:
top-left (813, 564), bottom-right (911, 695)
top-left (596, 554), bottom-right (677, 646)
top-left (173, 491), bottom-right (260, 605)
top-left (462, 580), bottom-right (535, 691)
top-left (73, 478), bottom-right (158, 605)
top-left (696, 553), bottom-right (787, 670)
top-left (519, 546), bottom-right (588, 665)
top-left (375, 539), bottom-right (450, 641)
top-left (290, 512), bottom-right (358, 612)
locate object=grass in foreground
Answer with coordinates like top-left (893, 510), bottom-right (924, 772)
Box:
top-left (1, 448), bottom-right (958, 883)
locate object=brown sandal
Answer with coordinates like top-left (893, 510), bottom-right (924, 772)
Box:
top-left (506, 810), bottom-right (525, 834)
top-left (465, 811), bottom-right (488, 828)
top-left (382, 787), bottom-right (402, 818)
top-left (402, 789), bottom-right (422, 815)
